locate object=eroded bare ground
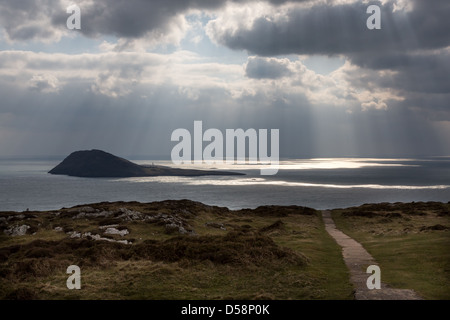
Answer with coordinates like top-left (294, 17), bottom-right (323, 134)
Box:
top-left (322, 210), bottom-right (423, 300)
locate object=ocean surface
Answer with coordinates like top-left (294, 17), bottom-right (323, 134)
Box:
top-left (0, 157), bottom-right (449, 212)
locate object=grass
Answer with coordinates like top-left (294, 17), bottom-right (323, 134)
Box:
top-left (0, 200), bottom-right (353, 300)
top-left (3, 200), bottom-right (448, 300)
top-left (331, 201), bottom-right (450, 299)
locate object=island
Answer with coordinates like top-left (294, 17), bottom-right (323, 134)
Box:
top-left (48, 149), bottom-right (244, 178)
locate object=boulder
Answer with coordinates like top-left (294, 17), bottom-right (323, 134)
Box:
top-left (104, 227), bottom-right (129, 237)
top-left (4, 225), bottom-right (30, 236)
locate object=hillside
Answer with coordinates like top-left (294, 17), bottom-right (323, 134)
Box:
top-left (0, 200), bottom-right (352, 300)
top-left (1, 200), bottom-right (448, 300)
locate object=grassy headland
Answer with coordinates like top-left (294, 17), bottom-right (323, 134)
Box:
top-left (1, 200), bottom-right (448, 300)
top-left (0, 200), bottom-right (352, 300)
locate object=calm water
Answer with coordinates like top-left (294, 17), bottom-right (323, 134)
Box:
top-left (0, 158), bottom-right (449, 212)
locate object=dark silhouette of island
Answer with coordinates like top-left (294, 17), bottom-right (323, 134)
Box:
top-left (48, 149), bottom-right (244, 178)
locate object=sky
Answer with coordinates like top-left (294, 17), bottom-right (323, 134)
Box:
top-left (0, 0), bottom-right (449, 159)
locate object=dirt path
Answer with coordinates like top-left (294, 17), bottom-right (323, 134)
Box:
top-left (321, 210), bottom-right (423, 300)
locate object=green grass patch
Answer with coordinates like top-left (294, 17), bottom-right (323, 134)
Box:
top-left (332, 202), bottom-right (450, 299)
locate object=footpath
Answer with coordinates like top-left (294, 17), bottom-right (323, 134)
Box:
top-left (321, 210), bottom-right (423, 300)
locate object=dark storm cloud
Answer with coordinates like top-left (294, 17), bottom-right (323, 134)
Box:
top-left (353, 51), bottom-right (450, 94)
top-left (50, 0), bottom-right (250, 39)
top-left (208, 0), bottom-right (450, 56)
top-left (0, 0), bottom-right (232, 41)
top-left (2, 0), bottom-right (449, 51)
top-left (203, 0), bottom-right (450, 119)
top-left (343, 48), bottom-right (450, 94)
top-left (0, 0), bottom-right (313, 42)
top-left (245, 57), bottom-right (293, 79)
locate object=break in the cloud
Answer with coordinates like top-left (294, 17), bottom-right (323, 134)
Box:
top-left (0, 0), bottom-right (449, 158)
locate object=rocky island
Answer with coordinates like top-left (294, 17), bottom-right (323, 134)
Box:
top-left (48, 149), bottom-right (244, 178)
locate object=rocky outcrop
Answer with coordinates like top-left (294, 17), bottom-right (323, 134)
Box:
top-left (69, 207), bottom-right (143, 220)
top-left (104, 227), bottom-right (129, 237)
top-left (147, 212), bottom-right (195, 235)
top-left (66, 206), bottom-right (195, 234)
top-left (67, 231), bottom-right (130, 244)
top-left (4, 225), bottom-right (30, 236)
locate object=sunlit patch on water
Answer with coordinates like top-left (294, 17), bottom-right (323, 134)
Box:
top-left (116, 176), bottom-right (450, 190)
top-left (117, 158), bottom-right (445, 190)
top-left (132, 158), bottom-right (418, 172)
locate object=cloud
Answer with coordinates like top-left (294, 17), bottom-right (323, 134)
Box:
top-left (0, 55), bottom-right (448, 158)
top-left (361, 100), bottom-right (387, 111)
top-left (349, 50), bottom-right (450, 94)
top-left (0, 0), bottom-right (66, 42)
top-left (207, 0), bottom-right (450, 121)
top-left (0, 0), bottom-right (191, 44)
top-left (0, 50), bottom-right (246, 99)
top-left (207, 0), bottom-right (450, 56)
top-left (205, 0), bottom-right (450, 102)
top-left (245, 56), bottom-right (293, 79)
top-left (0, 1), bottom-right (449, 157)
top-left (0, 0), bottom-right (256, 45)
top-left (29, 74), bottom-right (60, 93)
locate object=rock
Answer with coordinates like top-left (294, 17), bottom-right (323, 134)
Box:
top-left (73, 212), bottom-right (86, 219)
top-left (65, 229), bottom-right (131, 244)
top-left (104, 227), bottom-right (129, 237)
top-left (205, 222), bottom-right (226, 230)
top-left (8, 225), bottom-right (27, 236)
top-left (54, 227), bottom-right (63, 232)
top-left (69, 231), bottom-right (81, 238)
top-left (82, 232), bottom-right (130, 244)
top-left (83, 232), bottom-right (101, 241)
top-left (99, 224), bottom-right (120, 230)
top-left (4, 225), bottom-right (30, 236)
top-left (68, 206), bottom-right (96, 214)
top-left (72, 210), bottom-right (114, 219)
top-left (70, 208), bottom-right (142, 221)
top-left (97, 211), bottom-right (115, 218)
top-left (148, 212), bottom-right (195, 234)
top-left (164, 223), bottom-right (190, 234)
top-left (116, 208), bottom-right (143, 221)
top-left (7, 214), bottom-right (25, 222)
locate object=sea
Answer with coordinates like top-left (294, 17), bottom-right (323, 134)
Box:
top-left (0, 157), bottom-right (449, 212)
